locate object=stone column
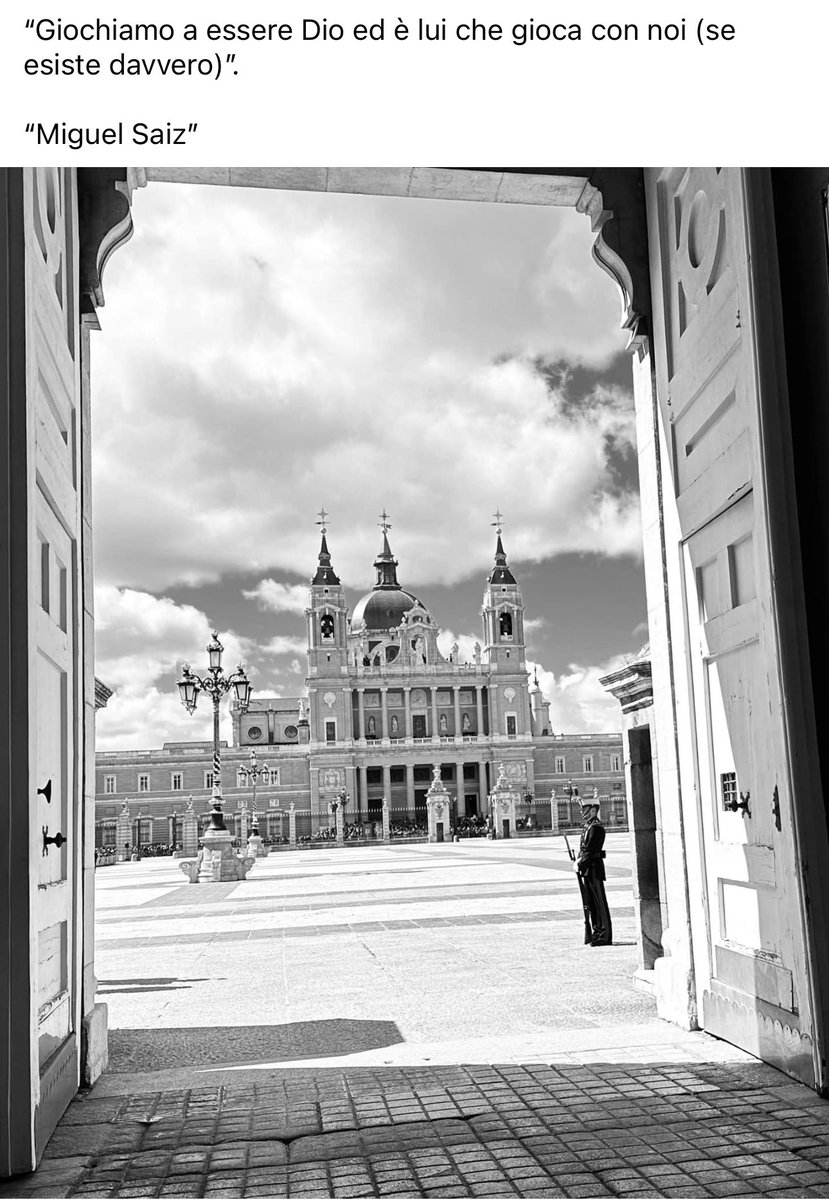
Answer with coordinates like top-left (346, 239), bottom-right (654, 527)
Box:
top-left (430, 687), bottom-right (439, 742)
top-left (476, 686), bottom-right (485, 737)
top-left (382, 798), bottom-right (390, 842)
top-left (180, 802), bottom-right (198, 857)
top-left (237, 803), bottom-right (249, 848)
top-left (382, 763), bottom-right (391, 810)
top-left (550, 788), bottom-right (560, 833)
top-left (488, 683), bottom-right (499, 737)
top-left (478, 762), bottom-right (488, 813)
top-left (335, 802), bottom-right (345, 846)
top-left (406, 762), bottom-right (415, 813)
top-left (116, 802), bottom-right (132, 862)
top-left (404, 687), bottom-right (412, 738)
top-left (381, 687), bottom-right (389, 739)
top-left (289, 802), bottom-right (297, 846)
top-left (453, 686), bottom-right (462, 742)
top-left (357, 688), bottom-right (366, 740)
top-left (359, 764), bottom-right (368, 815)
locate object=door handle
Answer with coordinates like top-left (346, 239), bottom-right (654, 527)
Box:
top-left (38, 779), bottom-right (52, 803)
top-left (42, 825), bottom-right (66, 855)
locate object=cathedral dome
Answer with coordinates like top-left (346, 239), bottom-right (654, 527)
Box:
top-left (351, 587), bottom-right (423, 631)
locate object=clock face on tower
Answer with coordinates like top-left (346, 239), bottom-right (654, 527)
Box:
top-left (323, 692), bottom-right (336, 708)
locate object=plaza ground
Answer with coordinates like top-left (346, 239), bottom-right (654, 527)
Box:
top-left (4, 836), bottom-right (829, 1198)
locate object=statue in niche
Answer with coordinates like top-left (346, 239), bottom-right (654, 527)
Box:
top-left (462, 713), bottom-right (472, 733)
top-left (439, 713), bottom-right (448, 735)
top-left (391, 714), bottom-right (399, 735)
top-left (367, 715), bottom-right (376, 735)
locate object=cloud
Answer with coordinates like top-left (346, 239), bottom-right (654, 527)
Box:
top-left (94, 586), bottom-right (256, 750)
top-left (436, 629), bottom-right (481, 664)
top-left (243, 580), bottom-right (309, 614)
top-left (261, 635), bottom-right (308, 656)
top-left (93, 184), bottom-right (638, 596)
top-left (527, 655), bottom-right (626, 735)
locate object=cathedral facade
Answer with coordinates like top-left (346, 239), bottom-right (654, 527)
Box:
top-left (95, 524), bottom-right (626, 844)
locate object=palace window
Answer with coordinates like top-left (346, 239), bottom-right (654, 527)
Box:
top-left (103, 775), bottom-right (116, 794)
top-left (506, 714), bottom-right (517, 737)
top-left (555, 757), bottom-right (566, 773)
top-left (204, 771), bottom-right (214, 789)
top-left (236, 768), bottom-right (246, 787)
top-left (611, 754), bottom-right (622, 772)
top-left (138, 774), bottom-right (149, 792)
top-left (171, 772), bottom-right (183, 790)
top-left (583, 756), bottom-right (594, 773)
top-left (325, 720), bottom-right (336, 744)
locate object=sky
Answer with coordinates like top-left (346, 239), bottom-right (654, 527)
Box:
top-left (92, 180), bottom-right (647, 750)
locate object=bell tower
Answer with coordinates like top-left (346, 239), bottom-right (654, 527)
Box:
top-left (306, 509), bottom-right (348, 675)
top-left (481, 512), bottom-right (526, 671)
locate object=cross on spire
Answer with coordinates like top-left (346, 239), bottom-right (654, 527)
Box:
top-left (491, 509), bottom-right (504, 534)
top-left (378, 509), bottom-right (392, 534)
top-left (316, 507), bottom-right (329, 534)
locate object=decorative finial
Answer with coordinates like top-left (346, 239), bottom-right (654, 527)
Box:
top-left (379, 509), bottom-right (392, 534)
top-left (491, 509), bottom-right (504, 534)
top-left (316, 507), bottom-right (329, 534)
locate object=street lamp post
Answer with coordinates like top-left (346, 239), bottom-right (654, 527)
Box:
top-left (176, 632), bottom-right (256, 883)
top-left (239, 749), bottom-right (267, 852)
top-left (177, 632), bottom-right (252, 832)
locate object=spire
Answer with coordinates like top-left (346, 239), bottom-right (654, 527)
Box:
top-left (311, 509), bottom-right (340, 585)
top-left (373, 509), bottom-right (401, 589)
top-left (488, 511), bottom-right (517, 585)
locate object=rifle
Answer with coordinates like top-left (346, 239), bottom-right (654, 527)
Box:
top-left (562, 833), bottom-right (593, 945)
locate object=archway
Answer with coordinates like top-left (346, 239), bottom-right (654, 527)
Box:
top-left (2, 166), bottom-right (828, 1177)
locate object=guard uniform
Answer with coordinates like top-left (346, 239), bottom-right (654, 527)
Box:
top-left (577, 808), bottom-right (613, 946)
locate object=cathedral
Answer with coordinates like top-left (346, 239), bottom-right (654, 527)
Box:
top-left (95, 519), bottom-right (626, 844)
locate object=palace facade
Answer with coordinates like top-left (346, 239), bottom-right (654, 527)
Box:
top-left (95, 526), bottom-right (626, 844)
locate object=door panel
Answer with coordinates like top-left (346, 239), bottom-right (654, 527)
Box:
top-left (25, 168), bottom-right (84, 1160)
top-left (646, 167), bottom-right (815, 1081)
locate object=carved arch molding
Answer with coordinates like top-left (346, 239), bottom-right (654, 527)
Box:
top-left (79, 167), bottom-right (651, 347)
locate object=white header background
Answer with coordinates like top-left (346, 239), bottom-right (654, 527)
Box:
top-left (1, 0), bottom-right (822, 164)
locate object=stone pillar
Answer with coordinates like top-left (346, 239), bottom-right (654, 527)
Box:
top-left (116, 802), bottom-right (131, 862)
top-left (550, 788), bottom-right (560, 833)
top-left (489, 762), bottom-right (519, 838)
top-left (382, 798), bottom-right (390, 842)
top-left (382, 763), bottom-right (391, 809)
top-left (236, 803), bottom-right (249, 847)
top-left (425, 764), bottom-right (451, 843)
top-left (359, 764), bottom-right (368, 815)
top-left (406, 762), bottom-right (415, 813)
top-left (357, 688), bottom-right (366, 740)
top-left (478, 762), bottom-right (488, 813)
top-left (488, 683), bottom-right (499, 737)
top-left (430, 688), bottom-right (439, 742)
top-left (289, 802), bottom-right (297, 846)
top-left (476, 686), bottom-right (484, 737)
top-left (453, 686), bottom-right (462, 741)
top-left (196, 824), bottom-right (255, 882)
top-left (404, 687), bottom-right (412, 738)
top-left (181, 801), bottom-right (199, 857)
top-left (335, 802), bottom-right (345, 846)
top-left (381, 687), bottom-right (389, 739)
top-left (456, 761), bottom-right (465, 815)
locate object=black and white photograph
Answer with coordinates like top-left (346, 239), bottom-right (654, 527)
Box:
top-left (2, 166), bottom-right (829, 1200)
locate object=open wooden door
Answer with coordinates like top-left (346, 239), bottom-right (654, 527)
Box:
top-left (0, 168), bottom-right (87, 1174)
top-left (645, 167), bottom-right (820, 1084)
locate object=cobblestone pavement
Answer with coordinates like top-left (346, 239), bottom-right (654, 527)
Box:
top-left (4, 839), bottom-right (829, 1198)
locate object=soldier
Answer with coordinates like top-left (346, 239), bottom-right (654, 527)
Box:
top-left (576, 795), bottom-right (613, 946)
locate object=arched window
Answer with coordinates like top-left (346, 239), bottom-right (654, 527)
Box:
top-left (320, 612), bottom-right (335, 640)
top-left (499, 609), bottom-right (513, 638)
